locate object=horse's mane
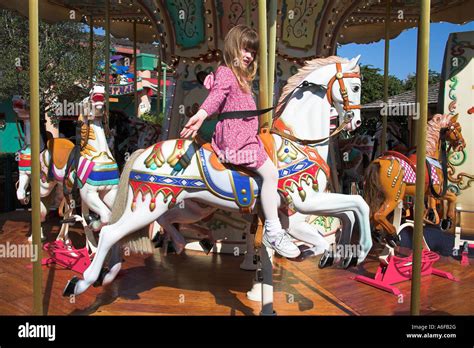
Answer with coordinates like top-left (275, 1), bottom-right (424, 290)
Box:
top-left (275, 56), bottom-right (360, 117)
top-left (426, 113), bottom-right (452, 157)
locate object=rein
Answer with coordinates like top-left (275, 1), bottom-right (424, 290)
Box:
top-left (426, 128), bottom-right (448, 199)
top-left (213, 63), bottom-right (361, 145)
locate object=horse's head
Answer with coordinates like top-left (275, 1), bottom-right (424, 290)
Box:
top-left (83, 85), bottom-right (106, 120)
top-left (445, 114), bottom-right (465, 152)
top-left (306, 55), bottom-right (362, 131)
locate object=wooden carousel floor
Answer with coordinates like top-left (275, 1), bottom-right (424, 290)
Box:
top-left (0, 210), bottom-right (473, 316)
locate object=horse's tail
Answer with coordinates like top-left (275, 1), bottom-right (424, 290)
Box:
top-left (363, 160), bottom-right (385, 219)
top-left (109, 149), bottom-right (143, 224)
top-left (109, 148), bottom-right (153, 255)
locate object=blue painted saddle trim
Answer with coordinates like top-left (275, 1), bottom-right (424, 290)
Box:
top-left (129, 171), bottom-right (206, 188)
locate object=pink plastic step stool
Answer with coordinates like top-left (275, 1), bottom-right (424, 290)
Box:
top-left (354, 250), bottom-right (458, 296)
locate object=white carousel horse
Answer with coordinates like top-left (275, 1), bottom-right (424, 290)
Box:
top-left (151, 66), bottom-right (363, 268)
top-left (15, 87), bottom-right (119, 247)
top-left (63, 56), bottom-right (372, 314)
top-left (151, 105), bottom-right (356, 266)
top-left (72, 85), bottom-right (120, 234)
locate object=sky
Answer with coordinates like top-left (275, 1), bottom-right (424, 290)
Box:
top-left (337, 21), bottom-right (474, 80)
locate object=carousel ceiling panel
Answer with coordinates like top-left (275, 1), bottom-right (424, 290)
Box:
top-left (280, 0), bottom-right (326, 49)
top-left (165, 0), bottom-right (205, 49)
top-left (0, 0), bottom-right (472, 62)
top-left (337, 0), bottom-right (474, 45)
top-left (0, 0), bottom-right (168, 57)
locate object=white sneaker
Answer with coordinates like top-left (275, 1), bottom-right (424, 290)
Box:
top-left (263, 229), bottom-right (301, 258)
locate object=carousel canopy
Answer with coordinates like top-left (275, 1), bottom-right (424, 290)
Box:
top-left (0, 0), bottom-right (472, 63)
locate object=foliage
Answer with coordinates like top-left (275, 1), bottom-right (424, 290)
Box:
top-left (140, 111), bottom-right (164, 126)
top-left (403, 70), bottom-right (441, 91)
top-left (360, 65), bottom-right (441, 105)
top-left (360, 65), bottom-right (405, 104)
top-left (0, 9), bottom-right (104, 121)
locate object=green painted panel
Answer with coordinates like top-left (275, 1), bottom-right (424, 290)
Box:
top-left (166, 0), bottom-right (205, 48)
top-left (0, 100), bottom-right (23, 154)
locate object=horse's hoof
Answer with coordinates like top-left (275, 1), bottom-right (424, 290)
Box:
top-left (385, 233), bottom-right (401, 248)
top-left (371, 230), bottom-right (384, 244)
top-left (342, 255), bottom-right (358, 269)
top-left (167, 242), bottom-right (177, 254)
top-left (427, 209), bottom-right (436, 224)
top-left (318, 249), bottom-right (334, 269)
top-left (93, 267), bottom-right (109, 288)
top-left (63, 276), bottom-right (79, 297)
top-left (153, 233), bottom-right (166, 248)
top-left (199, 238), bottom-right (214, 255)
top-left (440, 218), bottom-right (452, 231)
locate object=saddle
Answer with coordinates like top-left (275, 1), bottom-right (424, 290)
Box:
top-left (195, 128), bottom-right (276, 174)
top-left (193, 129), bottom-right (275, 215)
top-left (47, 138), bottom-right (75, 170)
top-left (382, 150), bottom-right (440, 190)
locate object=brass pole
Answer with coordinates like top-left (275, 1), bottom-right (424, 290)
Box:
top-left (162, 67), bottom-right (167, 114)
top-left (133, 20), bottom-right (138, 117)
top-left (105, 0), bottom-right (110, 121)
top-left (410, 0), bottom-right (431, 316)
top-left (246, 0), bottom-right (251, 27)
top-left (28, 0), bottom-right (43, 316)
top-left (381, 0), bottom-right (391, 153)
top-left (156, 42), bottom-right (161, 122)
top-left (89, 16), bottom-right (94, 88)
top-left (267, 0), bottom-right (277, 123)
top-left (412, 22), bottom-right (423, 148)
top-left (258, 0), bottom-right (269, 129)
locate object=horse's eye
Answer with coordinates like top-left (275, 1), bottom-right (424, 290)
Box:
top-left (352, 85), bottom-right (360, 92)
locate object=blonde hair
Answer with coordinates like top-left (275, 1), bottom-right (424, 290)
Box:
top-left (223, 24), bottom-right (259, 94)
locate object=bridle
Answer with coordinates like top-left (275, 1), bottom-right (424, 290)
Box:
top-left (447, 121), bottom-right (464, 152)
top-left (326, 62), bottom-right (361, 112)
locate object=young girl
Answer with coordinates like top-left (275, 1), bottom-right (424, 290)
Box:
top-left (180, 24), bottom-right (300, 258)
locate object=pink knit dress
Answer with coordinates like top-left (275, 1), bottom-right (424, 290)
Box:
top-left (199, 65), bottom-right (267, 170)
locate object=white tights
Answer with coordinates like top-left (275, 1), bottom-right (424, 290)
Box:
top-left (253, 157), bottom-right (282, 236)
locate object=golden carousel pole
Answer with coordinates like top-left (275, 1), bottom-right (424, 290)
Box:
top-left (267, 0), bottom-right (277, 122)
top-left (133, 20), bottom-right (138, 117)
top-left (29, 0), bottom-right (43, 315)
top-left (89, 16), bottom-right (94, 88)
top-left (381, 0), bottom-right (391, 153)
top-left (258, 0), bottom-right (269, 128)
top-left (156, 41), bottom-right (161, 122)
top-left (105, 0), bottom-right (110, 121)
top-left (410, 0), bottom-right (431, 315)
top-left (246, 0), bottom-right (251, 27)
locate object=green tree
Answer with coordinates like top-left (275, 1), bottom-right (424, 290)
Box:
top-left (0, 10), bottom-right (104, 123)
top-left (360, 65), bottom-right (405, 104)
top-left (403, 69), bottom-right (441, 91)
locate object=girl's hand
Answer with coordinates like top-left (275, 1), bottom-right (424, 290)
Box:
top-left (180, 110), bottom-right (207, 139)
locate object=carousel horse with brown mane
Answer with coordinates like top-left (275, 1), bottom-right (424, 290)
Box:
top-left (364, 113), bottom-right (465, 246)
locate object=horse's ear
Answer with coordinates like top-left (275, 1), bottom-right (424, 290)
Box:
top-left (451, 113), bottom-right (459, 123)
top-left (347, 55), bottom-right (361, 71)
